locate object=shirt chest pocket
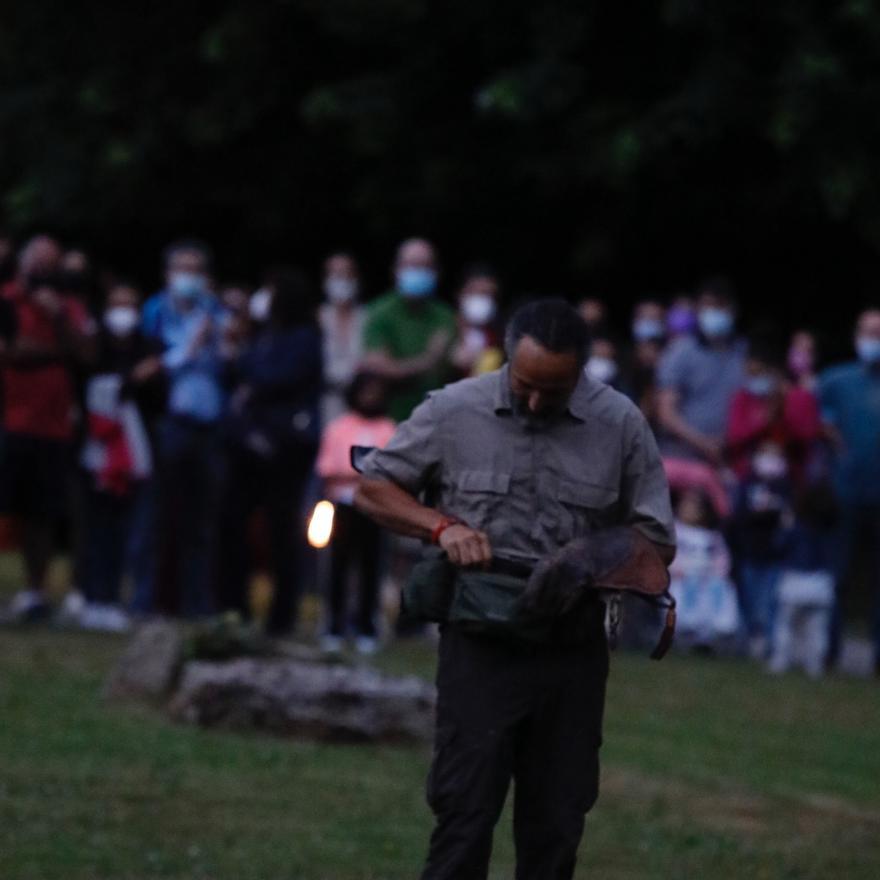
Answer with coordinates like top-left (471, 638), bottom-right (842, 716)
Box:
top-left (451, 470), bottom-right (511, 528)
top-left (554, 479), bottom-right (620, 539)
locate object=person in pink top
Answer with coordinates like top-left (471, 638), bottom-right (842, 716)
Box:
top-left (315, 372), bottom-right (396, 653)
top-left (726, 340), bottom-right (822, 486)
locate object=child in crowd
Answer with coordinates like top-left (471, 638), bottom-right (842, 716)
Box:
top-left (315, 372), bottom-right (396, 654)
top-left (669, 488), bottom-right (740, 650)
top-left (78, 282), bottom-right (165, 630)
top-left (728, 439), bottom-right (791, 657)
top-left (768, 484), bottom-right (838, 677)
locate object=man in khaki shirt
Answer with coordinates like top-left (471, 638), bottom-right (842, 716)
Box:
top-left (356, 299), bottom-right (675, 880)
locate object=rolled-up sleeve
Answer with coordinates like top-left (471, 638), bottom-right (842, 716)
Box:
top-left (359, 394), bottom-right (443, 495)
top-left (619, 410), bottom-right (676, 547)
top-left (655, 343), bottom-right (687, 392)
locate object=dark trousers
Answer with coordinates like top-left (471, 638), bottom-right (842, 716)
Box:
top-left (327, 503), bottom-right (382, 637)
top-left (156, 417), bottom-right (224, 618)
top-left (422, 624), bottom-right (609, 880)
top-left (832, 503), bottom-right (880, 667)
top-left (217, 443), bottom-right (314, 635)
top-left (81, 480), bottom-right (154, 606)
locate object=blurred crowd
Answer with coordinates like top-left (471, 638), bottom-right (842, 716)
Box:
top-left (0, 230), bottom-right (878, 676)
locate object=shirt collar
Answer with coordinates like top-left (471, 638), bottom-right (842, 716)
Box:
top-left (493, 364), bottom-right (594, 423)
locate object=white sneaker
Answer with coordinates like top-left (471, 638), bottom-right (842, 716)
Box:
top-left (80, 603), bottom-right (132, 633)
top-left (354, 635), bottom-right (380, 656)
top-left (58, 590), bottom-right (86, 626)
top-left (8, 589), bottom-right (50, 621)
top-left (79, 603), bottom-right (107, 631)
top-left (320, 634), bottom-right (345, 654)
top-left (101, 605), bottom-right (132, 633)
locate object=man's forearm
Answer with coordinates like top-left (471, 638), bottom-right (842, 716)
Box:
top-left (360, 349), bottom-right (433, 381)
top-left (657, 393), bottom-right (718, 457)
top-left (353, 477), bottom-right (444, 540)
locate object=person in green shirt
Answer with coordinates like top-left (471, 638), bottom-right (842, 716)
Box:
top-left (361, 238), bottom-right (456, 422)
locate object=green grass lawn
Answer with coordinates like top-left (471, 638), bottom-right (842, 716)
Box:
top-left (1, 548), bottom-right (879, 879)
top-left (2, 629), bottom-right (879, 880)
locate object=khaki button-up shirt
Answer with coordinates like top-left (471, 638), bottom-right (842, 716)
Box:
top-left (360, 366), bottom-right (676, 563)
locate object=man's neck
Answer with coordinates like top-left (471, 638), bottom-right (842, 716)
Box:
top-left (399, 294), bottom-right (428, 313)
top-left (702, 334), bottom-right (731, 351)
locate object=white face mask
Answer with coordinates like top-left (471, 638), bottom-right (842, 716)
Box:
top-left (103, 306), bottom-right (139, 337)
top-left (585, 356), bottom-right (618, 384)
top-left (460, 293), bottom-right (496, 326)
top-left (249, 288), bottom-right (272, 322)
top-left (856, 336), bottom-right (880, 364)
top-left (324, 276), bottom-right (358, 305)
top-left (169, 271), bottom-right (205, 300)
top-left (753, 452), bottom-right (787, 480)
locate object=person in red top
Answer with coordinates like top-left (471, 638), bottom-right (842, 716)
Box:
top-left (726, 340), bottom-right (822, 487)
top-left (0, 235), bottom-right (97, 620)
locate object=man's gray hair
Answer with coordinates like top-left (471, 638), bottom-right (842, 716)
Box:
top-left (504, 298), bottom-right (591, 367)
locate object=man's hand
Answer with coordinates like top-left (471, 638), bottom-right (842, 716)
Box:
top-left (129, 356), bottom-right (163, 384)
top-left (423, 328), bottom-right (453, 369)
top-left (438, 523), bottom-right (492, 568)
top-left (188, 316), bottom-right (213, 354)
top-left (695, 435), bottom-right (724, 467)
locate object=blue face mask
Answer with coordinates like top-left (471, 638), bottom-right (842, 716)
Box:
top-left (698, 307), bottom-right (733, 339)
top-left (397, 267), bottom-right (437, 299)
top-left (632, 317), bottom-right (665, 342)
top-left (169, 271), bottom-right (205, 300)
top-left (856, 336), bottom-right (880, 364)
top-left (745, 375), bottom-right (775, 397)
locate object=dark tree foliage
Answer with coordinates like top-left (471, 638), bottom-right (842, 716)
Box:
top-left (2, 1), bottom-right (880, 332)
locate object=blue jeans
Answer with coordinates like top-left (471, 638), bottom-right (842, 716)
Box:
top-left (737, 561), bottom-right (780, 643)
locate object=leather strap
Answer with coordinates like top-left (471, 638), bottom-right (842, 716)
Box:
top-left (649, 595), bottom-right (677, 661)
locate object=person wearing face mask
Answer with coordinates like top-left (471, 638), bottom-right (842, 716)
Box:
top-left (656, 278), bottom-right (747, 469)
top-left (0, 235), bottom-right (98, 622)
top-left (819, 307), bottom-right (880, 673)
top-left (449, 264), bottom-right (503, 378)
top-left (76, 282), bottom-right (166, 628)
top-left (361, 237), bottom-right (456, 423)
top-left (726, 341), bottom-right (822, 486)
top-left (665, 295), bottom-right (698, 342)
top-left (141, 239), bottom-right (220, 345)
top-left (316, 372), bottom-right (397, 654)
top-left (728, 440), bottom-right (793, 657)
top-left (319, 252), bottom-right (366, 423)
top-left (584, 336), bottom-right (622, 389)
top-left (140, 240), bottom-right (229, 619)
top-left (631, 299), bottom-right (667, 347)
top-left (623, 300), bottom-right (668, 427)
top-left (218, 269), bottom-right (323, 636)
top-left (787, 329), bottom-right (819, 390)
top-left (58, 248), bottom-right (96, 310)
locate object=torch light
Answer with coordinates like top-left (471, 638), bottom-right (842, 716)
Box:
top-left (307, 500), bottom-right (335, 549)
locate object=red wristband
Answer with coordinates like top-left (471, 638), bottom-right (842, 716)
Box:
top-left (431, 516), bottom-right (461, 545)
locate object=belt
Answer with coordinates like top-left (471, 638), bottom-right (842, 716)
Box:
top-left (488, 556), bottom-right (536, 580)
